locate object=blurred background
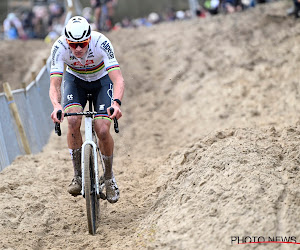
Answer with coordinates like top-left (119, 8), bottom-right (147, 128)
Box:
top-left (86, 0), bottom-right (189, 21)
top-left (1, 0), bottom-right (285, 41)
top-left (0, 0), bottom-right (194, 40)
top-left (0, 0), bottom-right (189, 23)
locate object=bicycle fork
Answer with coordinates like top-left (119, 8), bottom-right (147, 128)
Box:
top-left (81, 116), bottom-right (100, 197)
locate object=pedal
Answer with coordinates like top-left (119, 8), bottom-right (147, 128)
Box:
top-left (98, 191), bottom-right (106, 200)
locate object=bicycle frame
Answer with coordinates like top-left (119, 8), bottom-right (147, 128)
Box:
top-left (81, 115), bottom-right (100, 198)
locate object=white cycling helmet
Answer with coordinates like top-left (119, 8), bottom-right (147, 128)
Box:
top-left (64, 16), bottom-right (91, 42)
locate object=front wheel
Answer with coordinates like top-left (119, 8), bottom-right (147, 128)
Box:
top-left (84, 144), bottom-right (99, 235)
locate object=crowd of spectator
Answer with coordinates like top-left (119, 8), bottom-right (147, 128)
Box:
top-left (93, 0), bottom-right (300, 31)
top-left (2, 0), bottom-right (299, 41)
top-left (2, 1), bottom-right (65, 41)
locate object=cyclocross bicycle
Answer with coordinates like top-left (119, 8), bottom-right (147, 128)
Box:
top-left (55, 94), bottom-right (119, 235)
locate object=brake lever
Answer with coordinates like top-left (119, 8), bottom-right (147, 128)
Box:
top-left (55, 110), bottom-right (62, 136)
top-left (109, 107), bottom-right (119, 133)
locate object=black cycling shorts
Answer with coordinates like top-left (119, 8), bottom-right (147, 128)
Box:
top-left (63, 72), bottom-right (113, 120)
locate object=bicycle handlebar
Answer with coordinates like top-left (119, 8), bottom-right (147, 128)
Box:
top-left (54, 107), bottom-right (119, 136)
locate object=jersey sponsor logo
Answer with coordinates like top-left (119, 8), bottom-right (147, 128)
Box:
top-left (99, 104), bottom-right (105, 111)
top-left (85, 60), bottom-right (94, 65)
top-left (73, 60), bottom-right (95, 67)
top-left (95, 35), bottom-right (101, 47)
top-left (107, 83), bottom-right (113, 102)
top-left (58, 40), bottom-right (67, 50)
top-left (73, 61), bottom-right (83, 67)
top-left (68, 61), bottom-right (105, 74)
top-left (67, 94), bottom-right (74, 101)
top-left (52, 45), bottom-right (59, 66)
top-left (101, 41), bottom-right (114, 59)
top-left (87, 50), bottom-right (94, 58)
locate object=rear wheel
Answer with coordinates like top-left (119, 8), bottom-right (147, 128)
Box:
top-left (84, 144), bottom-right (99, 235)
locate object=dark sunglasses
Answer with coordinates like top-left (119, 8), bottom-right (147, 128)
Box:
top-left (67, 38), bottom-right (90, 49)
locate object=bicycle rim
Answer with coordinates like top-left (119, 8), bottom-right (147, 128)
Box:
top-left (84, 144), bottom-right (99, 235)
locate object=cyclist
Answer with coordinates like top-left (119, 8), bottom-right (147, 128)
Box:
top-left (49, 16), bottom-right (124, 203)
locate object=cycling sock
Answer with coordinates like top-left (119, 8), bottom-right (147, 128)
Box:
top-left (102, 154), bottom-right (113, 179)
top-left (69, 148), bottom-right (82, 177)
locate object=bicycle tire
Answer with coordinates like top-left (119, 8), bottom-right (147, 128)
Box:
top-left (84, 144), bottom-right (100, 235)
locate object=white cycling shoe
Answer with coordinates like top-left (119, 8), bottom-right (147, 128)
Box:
top-left (105, 177), bottom-right (120, 203)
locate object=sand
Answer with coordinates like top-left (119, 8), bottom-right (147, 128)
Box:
top-left (1, 1), bottom-right (300, 249)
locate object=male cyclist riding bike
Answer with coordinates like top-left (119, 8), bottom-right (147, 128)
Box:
top-left (49, 16), bottom-right (125, 203)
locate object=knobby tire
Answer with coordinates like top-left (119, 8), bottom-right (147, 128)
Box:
top-left (84, 144), bottom-right (99, 235)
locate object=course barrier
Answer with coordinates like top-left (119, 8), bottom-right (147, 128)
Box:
top-left (0, 0), bottom-right (82, 171)
top-left (0, 62), bottom-right (53, 171)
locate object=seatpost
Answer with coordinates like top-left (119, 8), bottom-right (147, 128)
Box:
top-left (87, 94), bottom-right (93, 114)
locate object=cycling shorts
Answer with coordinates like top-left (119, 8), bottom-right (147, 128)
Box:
top-left (63, 72), bottom-right (113, 120)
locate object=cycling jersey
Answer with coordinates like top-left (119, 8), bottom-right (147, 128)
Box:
top-left (50, 31), bottom-right (120, 82)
